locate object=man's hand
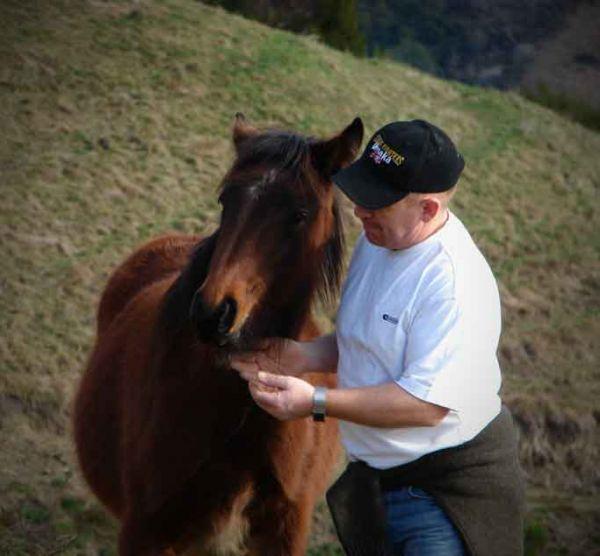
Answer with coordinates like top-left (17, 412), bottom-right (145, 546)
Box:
top-left (239, 371), bottom-right (315, 421)
top-left (231, 338), bottom-right (309, 378)
top-left (231, 334), bottom-right (338, 379)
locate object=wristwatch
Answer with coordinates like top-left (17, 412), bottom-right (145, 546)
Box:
top-left (312, 386), bottom-right (327, 422)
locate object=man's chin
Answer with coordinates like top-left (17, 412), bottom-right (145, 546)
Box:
top-left (364, 228), bottom-right (384, 246)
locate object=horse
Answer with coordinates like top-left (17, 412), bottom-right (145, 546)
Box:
top-left (73, 113), bottom-right (364, 555)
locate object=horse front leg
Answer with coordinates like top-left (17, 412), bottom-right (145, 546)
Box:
top-left (246, 490), bottom-right (314, 556)
top-left (118, 515), bottom-right (176, 556)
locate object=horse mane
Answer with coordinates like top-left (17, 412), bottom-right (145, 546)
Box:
top-left (161, 129), bottom-right (345, 342)
top-left (159, 233), bottom-right (217, 337)
top-left (230, 130), bottom-right (311, 180)
top-left (319, 199), bottom-right (344, 306)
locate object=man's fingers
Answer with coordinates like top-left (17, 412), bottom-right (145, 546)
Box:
top-left (249, 380), bottom-right (279, 395)
top-left (255, 338), bottom-right (277, 351)
top-left (238, 370), bottom-right (258, 382)
top-left (255, 371), bottom-right (290, 389)
top-left (231, 338), bottom-right (278, 360)
top-left (238, 369), bottom-right (291, 389)
top-left (231, 352), bottom-right (278, 373)
top-left (249, 381), bottom-right (280, 408)
top-left (230, 357), bottom-right (260, 374)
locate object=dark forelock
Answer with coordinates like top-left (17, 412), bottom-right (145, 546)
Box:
top-left (235, 130), bottom-right (313, 180)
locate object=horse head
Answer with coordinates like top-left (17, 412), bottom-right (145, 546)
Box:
top-left (190, 114), bottom-right (363, 349)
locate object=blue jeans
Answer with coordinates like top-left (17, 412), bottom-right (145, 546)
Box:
top-left (382, 486), bottom-right (467, 555)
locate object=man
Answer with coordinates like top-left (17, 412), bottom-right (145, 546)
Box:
top-left (232, 120), bottom-right (524, 556)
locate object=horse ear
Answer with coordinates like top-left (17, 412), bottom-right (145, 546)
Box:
top-left (232, 112), bottom-right (258, 151)
top-left (311, 117), bottom-right (364, 178)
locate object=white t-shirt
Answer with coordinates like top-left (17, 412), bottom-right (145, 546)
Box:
top-left (336, 211), bottom-right (502, 469)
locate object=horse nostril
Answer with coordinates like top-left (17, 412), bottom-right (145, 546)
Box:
top-left (216, 297), bottom-right (237, 335)
top-left (189, 291), bottom-right (237, 343)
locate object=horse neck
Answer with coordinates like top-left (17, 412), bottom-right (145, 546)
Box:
top-left (264, 218), bottom-right (343, 339)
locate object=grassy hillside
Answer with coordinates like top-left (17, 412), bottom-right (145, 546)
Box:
top-left (1, 1), bottom-right (598, 554)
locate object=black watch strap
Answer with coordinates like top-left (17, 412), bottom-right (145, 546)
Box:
top-left (312, 386), bottom-right (327, 422)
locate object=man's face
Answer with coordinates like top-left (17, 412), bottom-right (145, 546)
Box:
top-left (354, 194), bottom-right (427, 250)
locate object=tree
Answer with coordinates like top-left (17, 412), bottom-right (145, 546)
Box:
top-left (315, 0), bottom-right (366, 56)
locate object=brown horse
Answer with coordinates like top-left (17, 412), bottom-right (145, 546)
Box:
top-left (73, 114), bottom-right (364, 555)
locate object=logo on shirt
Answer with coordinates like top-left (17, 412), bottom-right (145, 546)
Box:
top-left (382, 314), bottom-right (399, 325)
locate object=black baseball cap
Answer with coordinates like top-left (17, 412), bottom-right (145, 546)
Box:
top-left (333, 119), bottom-right (465, 210)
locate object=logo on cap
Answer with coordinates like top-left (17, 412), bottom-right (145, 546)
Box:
top-left (369, 135), bottom-right (405, 166)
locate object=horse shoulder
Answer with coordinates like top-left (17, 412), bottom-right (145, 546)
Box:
top-left (75, 274), bottom-right (179, 517)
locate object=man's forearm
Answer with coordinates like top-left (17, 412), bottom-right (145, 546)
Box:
top-left (326, 382), bottom-right (449, 428)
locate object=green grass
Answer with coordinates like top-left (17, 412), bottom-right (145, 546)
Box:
top-left (1, 0), bottom-right (599, 553)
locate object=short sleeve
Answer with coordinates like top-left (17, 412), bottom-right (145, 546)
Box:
top-left (395, 296), bottom-right (472, 412)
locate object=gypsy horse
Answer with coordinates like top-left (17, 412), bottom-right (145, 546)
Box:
top-left (73, 114), bottom-right (364, 555)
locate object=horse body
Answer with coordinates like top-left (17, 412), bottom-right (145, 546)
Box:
top-left (74, 116), bottom-right (363, 555)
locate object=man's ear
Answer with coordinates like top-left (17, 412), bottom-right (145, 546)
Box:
top-left (232, 112), bottom-right (258, 151)
top-left (421, 197), bottom-right (441, 222)
top-left (311, 117), bottom-right (364, 178)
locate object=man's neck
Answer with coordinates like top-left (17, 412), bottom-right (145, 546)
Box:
top-left (414, 208), bottom-right (449, 246)
top-left (391, 209), bottom-right (450, 252)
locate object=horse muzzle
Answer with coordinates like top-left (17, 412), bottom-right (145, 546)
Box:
top-left (189, 291), bottom-right (237, 346)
